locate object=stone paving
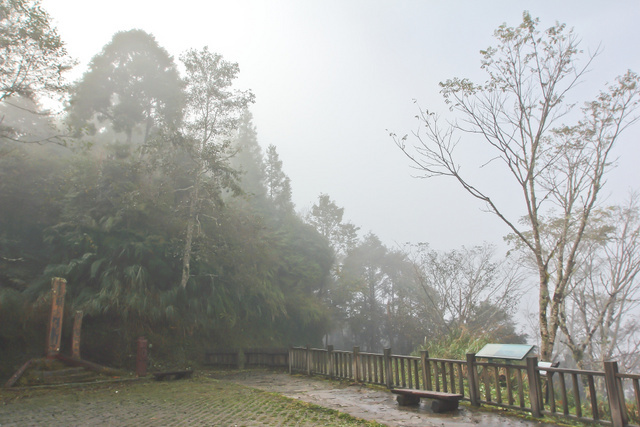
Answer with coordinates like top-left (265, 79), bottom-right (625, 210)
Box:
top-left (214, 370), bottom-right (558, 427)
top-left (0, 377), bottom-right (376, 426)
top-left (0, 370), bottom-right (559, 426)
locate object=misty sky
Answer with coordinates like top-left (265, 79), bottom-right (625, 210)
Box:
top-left (45, 0), bottom-right (640, 253)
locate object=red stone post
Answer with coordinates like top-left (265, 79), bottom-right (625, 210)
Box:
top-left (45, 278), bottom-right (66, 358)
top-left (136, 337), bottom-right (148, 377)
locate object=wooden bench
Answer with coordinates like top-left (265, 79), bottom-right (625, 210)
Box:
top-left (152, 370), bottom-right (194, 381)
top-left (391, 388), bottom-right (463, 412)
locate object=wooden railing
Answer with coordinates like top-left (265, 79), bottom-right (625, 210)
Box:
top-left (289, 346), bottom-right (639, 427)
top-left (244, 348), bottom-right (288, 367)
top-left (205, 348), bottom-right (288, 368)
top-left (617, 370), bottom-right (640, 426)
top-left (204, 349), bottom-right (240, 367)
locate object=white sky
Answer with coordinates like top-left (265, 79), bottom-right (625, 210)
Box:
top-left (44, 0), bottom-right (640, 255)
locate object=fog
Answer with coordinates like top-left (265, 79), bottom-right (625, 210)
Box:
top-left (45, 0), bottom-right (640, 252)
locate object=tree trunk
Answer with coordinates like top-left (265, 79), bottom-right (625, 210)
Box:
top-left (538, 267), bottom-right (554, 362)
top-left (540, 306), bottom-right (559, 362)
top-left (180, 174), bottom-right (200, 288)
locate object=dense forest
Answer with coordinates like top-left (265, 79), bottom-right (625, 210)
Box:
top-left (1, 1), bottom-right (639, 379)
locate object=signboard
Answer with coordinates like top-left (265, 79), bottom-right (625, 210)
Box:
top-left (476, 344), bottom-right (535, 361)
top-left (538, 361), bottom-right (559, 375)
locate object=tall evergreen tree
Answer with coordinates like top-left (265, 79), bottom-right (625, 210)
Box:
top-left (67, 29), bottom-right (183, 144)
top-left (307, 194), bottom-right (359, 262)
top-left (264, 144), bottom-right (293, 213)
top-left (229, 110), bottom-right (266, 200)
top-left (340, 233), bottom-right (388, 352)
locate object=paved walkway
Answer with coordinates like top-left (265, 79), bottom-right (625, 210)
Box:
top-left (212, 370), bottom-right (557, 427)
top-left (1, 377), bottom-right (366, 426)
top-left (0, 370), bottom-right (559, 426)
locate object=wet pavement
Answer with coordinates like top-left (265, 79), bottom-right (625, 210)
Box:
top-left (0, 369), bottom-right (562, 426)
top-left (212, 370), bottom-right (558, 427)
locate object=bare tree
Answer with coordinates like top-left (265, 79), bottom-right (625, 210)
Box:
top-left (409, 243), bottom-right (524, 340)
top-left (393, 12), bottom-right (640, 361)
top-left (560, 195), bottom-right (640, 371)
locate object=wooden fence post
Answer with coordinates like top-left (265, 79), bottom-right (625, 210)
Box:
top-left (46, 278), bottom-right (66, 358)
top-left (71, 310), bottom-right (83, 359)
top-left (136, 337), bottom-right (148, 377)
top-left (353, 346), bottom-right (360, 382)
top-left (238, 348), bottom-right (244, 370)
top-left (306, 344), bottom-right (312, 376)
top-left (328, 345), bottom-right (334, 379)
top-left (466, 353), bottom-right (480, 406)
top-left (384, 348), bottom-right (392, 389)
top-left (526, 356), bottom-right (542, 417)
top-left (420, 350), bottom-right (429, 391)
top-left (604, 361), bottom-right (627, 427)
top-left (288, 347), bottom-right (293, 374)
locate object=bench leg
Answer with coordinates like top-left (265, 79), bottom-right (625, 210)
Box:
top-left (396, 394), bottom-right (421, 406)
top-left (431, 399), bottom-right (459, 413)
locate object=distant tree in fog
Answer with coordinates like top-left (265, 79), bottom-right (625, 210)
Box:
top-left (307, 193), bottom-right (359, 261)
top-left (336, 233), bottom-right (434, 353)
top-left (264, 144), bottom-right (294, 213)
top-left (409, 243), bottom-right (524, 342)
top-left (557, 195), bottom-right (640, 371)
top-left (340, 233), bottom-right (389, 351)
top-left (229, 110), bottom-right (266, 200)
top-left (67, 29), bottom-right (182, 144)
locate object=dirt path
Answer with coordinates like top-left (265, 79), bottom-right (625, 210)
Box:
top-left (212, 370), bottom-right (558, 427)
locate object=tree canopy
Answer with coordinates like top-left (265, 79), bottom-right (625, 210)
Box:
top-left (67, 29), bottom-right (182, 143)
top-left (0, 0), bottom-right (73, 102)
top-left (0, 26), bottom-right (335, 373)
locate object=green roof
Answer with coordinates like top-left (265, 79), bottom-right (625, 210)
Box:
top-left (475, 344), bottom-right (535, 360)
